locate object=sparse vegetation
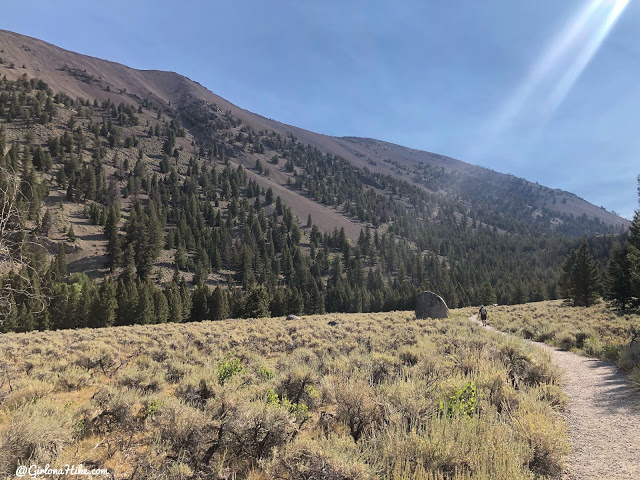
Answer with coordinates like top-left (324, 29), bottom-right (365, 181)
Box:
top-left (484, 301), bottom-right (640, 386)
top-left (0, 310), bottom-right (568, 478)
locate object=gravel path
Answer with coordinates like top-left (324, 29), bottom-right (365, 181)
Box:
top-left (470, 315), bottom-right (640, 479)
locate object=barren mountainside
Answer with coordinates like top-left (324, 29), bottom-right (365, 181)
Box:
top-left (0, 29), bottom-right (628, 234)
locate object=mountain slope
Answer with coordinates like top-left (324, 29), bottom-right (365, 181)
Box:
top-left (0, 29), bottom-right (628, 235)
top-left (0, 28), bottom-right (629, 333)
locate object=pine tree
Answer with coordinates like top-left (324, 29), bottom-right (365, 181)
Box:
top-left (67, 225), bottom-right (76, 243)
top-left (0, 297), bottom-right (19, 333)
top-left (53, 244), bottom-right (68, 279)
top-left (94, 277), bottom-right (117, 327)
top-left (191, 285), bottom-right (210, 322)
top-left (607, 175), bottom-right (640, 308)
top-left (209, 286), bottom-right (229, 320)
top-left (627, 198), bottom-right (640, 305)
top-left (137, 281), bottom-right (155, 324)
top-left (559, 240), bottom-right (600, 307)
top-left (286, 287), bottom-right (304, 315)
top-left (166, 283), bottom-right (183, 323)
top-left (153, 289), bottom-right (169, 324)
top-left (244, 284), bottom-right (270, 318)
top-left (40, 209), bottom-right (52, 237)
top-left (606, 243), bottom-right (634, 309)
top-left (104, 205), bottom-right (121, 271)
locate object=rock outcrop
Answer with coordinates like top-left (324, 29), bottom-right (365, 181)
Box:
top-left (415, 291), bottom-right (449, 319)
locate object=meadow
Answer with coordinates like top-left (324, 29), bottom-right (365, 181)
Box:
top-left (483, 300), bottom-right (640, 386)
top-left (0, 310), bottom-right (568, 479)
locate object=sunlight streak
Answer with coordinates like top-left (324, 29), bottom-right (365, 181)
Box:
top-left (543, 0), bottom-right (630, 114)
top-left (491, 0), bottom-right (630, 134)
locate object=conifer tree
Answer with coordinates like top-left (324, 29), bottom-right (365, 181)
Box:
top-left (606, 243), bottom-right (634, 309)
top-left (244, 284), bottom-right (270, 318)
top-left (166, 283), bottom-right (183, 323)
top-left (153, 289), bottom-right (169, 324)
top-left (53, 243), bottom-right (68, 279)
top-left (93, 277), bottom-right (117, 327)
top-left (191, 285), bottom-right (210, 322)
top-left (137, 281), bottom-right (155, 324)
top-left (559, 240), bottom-right (600, 307)
top-left (209, 286), bottom-right (229, 320)
top-left (104, 205), bottom-right (121, 271)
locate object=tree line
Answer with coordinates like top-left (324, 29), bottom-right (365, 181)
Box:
top-left (0, 73), bottom-right (632, 333)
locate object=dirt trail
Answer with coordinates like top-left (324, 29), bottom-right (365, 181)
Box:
top-left (469, 315), bottom-right (640, 480)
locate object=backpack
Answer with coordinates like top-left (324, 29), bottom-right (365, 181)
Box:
top-left (480, 307), bottom-right (486, 316)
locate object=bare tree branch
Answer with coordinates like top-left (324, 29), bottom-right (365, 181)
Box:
top-left (0, 164), bottom-right (48, 322)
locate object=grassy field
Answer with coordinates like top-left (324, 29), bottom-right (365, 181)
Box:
top-left (0, 310), bottom-right (568, 479)
top-left (482, 300), bottom-right (640, 386)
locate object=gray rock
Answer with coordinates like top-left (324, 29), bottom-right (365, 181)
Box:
top-left (286, 314), bottom-right (299, 320)
top-left (415, 291), bottom-right (449, 319)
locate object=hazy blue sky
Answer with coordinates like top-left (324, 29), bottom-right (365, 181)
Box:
top-left (2, 1), bottom-right (639, 218)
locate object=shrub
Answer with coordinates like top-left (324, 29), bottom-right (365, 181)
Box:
top-left (368, 352), bottom-right (401, 385)
top-left (0, 400), bottom-right (72, 476)
top-left (165, 360), bottom-right (194, 383)
top-left (175, 373), bottom-right (217, 408)
top-left (152, 398), bottom-right (211, 457)
top-left (217, 354), bottom-right (244, 385)
top-left (56, 365), bottom-right (92, 391)
top-left (333, 378), bottom-right (382, 442)
top-left (439, 381), bottom-right (477, 418)
top-left (117, 365), bottom-right (165, 392)
top-left (88, 386), bottom-right (140, 433)
top-left (225, 401), bottom-right (296, 463)
top-left (266, 438), bottom-right (372, 480)
top-left (618, 341), bottom-right (640, 372)
top-left (3, 378), bottom-right (52, 410)
top-left (275, 364), bottom-right (319, 409)
top-left (378, 379), bottom-right (438, 431)
top-left (512, 401), bottom-right (568, 478)
top-left (582, 336), bottom-right (604, 357)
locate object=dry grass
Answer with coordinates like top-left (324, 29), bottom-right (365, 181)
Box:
top-left (0, 310), bottom-right (568, 479)
top-left (481, 300), bottom-right (640, 386)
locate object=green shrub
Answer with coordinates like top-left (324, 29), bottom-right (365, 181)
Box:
top-left (439, 381), bottom-right (477, 418)
top-left (583, 336), bottom-right (604, 357)
top-left (217, 354), bottom-right (244, 385)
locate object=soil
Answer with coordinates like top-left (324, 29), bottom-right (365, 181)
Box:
top-left (470, 315), bottom-right (640, 480)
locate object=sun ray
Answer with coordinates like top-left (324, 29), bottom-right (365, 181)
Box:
top-left (543, 0), bottom-right (630, 115)
top-left (487, 0), bottom-right (630, 141)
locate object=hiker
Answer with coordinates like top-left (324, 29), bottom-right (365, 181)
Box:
top-left (479, 305), bottom-right (487, 327)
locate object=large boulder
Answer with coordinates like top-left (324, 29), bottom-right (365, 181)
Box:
top-left (415, 291), bottom-right (449, 319)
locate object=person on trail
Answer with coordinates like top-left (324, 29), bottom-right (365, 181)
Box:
top-left (479, 305), bottom-right (487, 327)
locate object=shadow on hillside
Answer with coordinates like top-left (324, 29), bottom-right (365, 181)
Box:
top-left (68, 255), bottom-right (106, 279)
top-left (77, 232), bottom-right (106, 242)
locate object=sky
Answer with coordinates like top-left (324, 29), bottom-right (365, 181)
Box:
top-left (2, 0), bottom-right (639, 218)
